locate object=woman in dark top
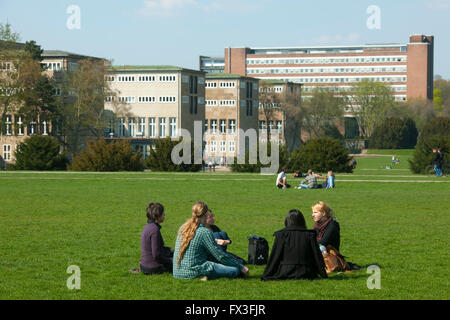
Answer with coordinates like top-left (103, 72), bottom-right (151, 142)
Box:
top-left (261, 209), bottom-right (327, 281)
top-left (312, 201), bottom-right (340, 251)
top-left (138, 202), bottom-right (173, 275)
top-left (311, 201), bottom-right (360, 271)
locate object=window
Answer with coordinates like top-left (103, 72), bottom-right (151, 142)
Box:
top-left (206, 82), bottom-right (217, 88)
top-left (268, 120), bottom-right (274, 133)
top-left (276, 120), bottom-right (283, 134)
top-left (28, 121), bottom-right (37, 135)
top-left (259, 120), bottom-right (266, 130)
top-left (3, 144), bottom-right (11, 161)
top-left (128, 118), bottom-right (136, 137)
top-left (210, 120), bottom-right (217, 134)
top-left (228, 120), bottom-right (236, 134)
top-left (5, 115), bottom-right (12, 135)
top-left (220, 141), bottom-right (226, 153)
top-left (16, 116), bottom-right (24, 135)
top-left (159, 96), bottom-right (176, 103)
top-left (219, 120), bottom-right (226, 134)
top-left (148, 118), bottom-right (156, 137)
top-left (229, 140), bottom-right (235, 153)
top-left (159, 75), bottom-right (176, 82)
top-left (169, 118), bottom-right (177, 137)
top-left (138, 96), bottom-right (156, 103)
top-left (118, 76), bottom-right (135, 82)
top-left (119, 118), bottom-right (126, 137)
top-left (210, 141), bottom-right (217, 153)
top-left (159, 118), bottom-right (166, 137)
top-left (138, 118), bottom-right (146, 136)
top-left (219, 81), bottom-right (236, 88)
top-left (138, 75), bottom-right (156, 82)
top-left (119, 96), bottom-right (135, 103)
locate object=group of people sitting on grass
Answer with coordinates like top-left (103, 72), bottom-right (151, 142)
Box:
top-left (276, 168), bottom-right (335, 190)
top-left (131, 200), bottom-right (359, 281)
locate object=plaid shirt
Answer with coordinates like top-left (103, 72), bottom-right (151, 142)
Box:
top-left (301, 174), bottom-right (318, 188)
top-left (173, 223), bottom-right (243, 279)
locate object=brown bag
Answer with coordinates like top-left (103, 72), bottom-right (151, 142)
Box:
top-left (322, 245), bottom-right (349, 274)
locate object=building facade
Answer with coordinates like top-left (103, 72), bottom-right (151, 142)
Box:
top-left (200, 35), bottom-right (434, 102)
top-left (105, 66), bottom-right (205, 159)
top-left (0, 47), bottom-right (100, 164)
top-left (204, 74), bottom-right (259, 164)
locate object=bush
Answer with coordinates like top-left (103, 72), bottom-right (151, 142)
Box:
top-left (145, 137), bottom-right (202, 172)
top-left (230, 142), bottom-right (290, 173)
top-left (289, 137), bottom-right (353, 173)
top-left (409, 117), bottom-right (450, 174)
top-left (14, 135), bottom-right (68, 170)
top-left (369, 117), bottom-right (418, 149)
top-left (70, 139), bottom-right (143, 171)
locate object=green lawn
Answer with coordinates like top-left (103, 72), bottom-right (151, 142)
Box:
top-left (0, 153), bottom-right (449, 300)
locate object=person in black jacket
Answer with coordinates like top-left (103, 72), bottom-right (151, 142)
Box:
top-left (311, 201), bottom-right (360, 271)
top-left (261, 209), bottom-right (327, 281)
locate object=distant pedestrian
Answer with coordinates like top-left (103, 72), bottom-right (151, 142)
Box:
top-left (433, 148), bottom-right (443, 177)
top-left (392, 155), bottom-right (395, 166)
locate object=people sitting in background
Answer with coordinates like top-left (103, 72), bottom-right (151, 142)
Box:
top-left (276, 167), bottom-right (291, 189)
top-left (203, 209), bottom-right (247, 265)
top-left (297, 169), bottom-right (320, 189)
top-left (349, 158), bottom-right (357, 169)
top-left (173, 202), bottom-right (249, 280)
top-left (130, 202), bottom-right (173, 275)
top-left (292, 171), bottom-right (305, 178)
top-left (321, 171), bottom-right (335, 189)
top-left (261, 209), bottom-right (327, 281)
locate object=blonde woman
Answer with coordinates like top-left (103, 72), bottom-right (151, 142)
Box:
top-left (173, 202), bottom-right (249, 280)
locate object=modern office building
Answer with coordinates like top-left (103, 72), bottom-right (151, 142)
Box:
top-left (105, 65), bottom-right (205, 159)
top-left (204, 73), bottom-right (259, 164)
top-left (200, 35), bottom-right (434, 102)
top-left (0, 45), bottom-right (100, 164)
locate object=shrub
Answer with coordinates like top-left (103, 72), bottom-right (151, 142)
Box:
top-left (409, 117), bottom-right (450, 174)
top-left (70, 139), bottom-right (143, 171)
top-left (14, 135), bottom-right (68, 170)
top-left (230, 142), bottom-right (290, 173)
top-left (290, 137), bottom-right (353, 173)
top-left (145, 137), bottom-right (202, 172)
top-left (369, 117), bottom-right (418, 149)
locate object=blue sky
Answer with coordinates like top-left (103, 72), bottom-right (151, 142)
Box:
top-left (1, 0), bottom-right (449, 77)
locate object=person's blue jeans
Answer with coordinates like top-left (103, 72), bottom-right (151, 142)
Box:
top-left (299, 184), bottom-right (309, 189)
top-left (205, 262), bottom-right (240, 280)
top-left (434, 164), bottom-right (443, 177)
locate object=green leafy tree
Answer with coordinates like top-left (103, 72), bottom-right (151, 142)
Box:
top-left (0, 22), bottom-right (20, 42)
top-left (290, 137), bottom-right (353, 173)
top-left (145, 137), bottom-right (202, 172)
top-left (24, 40), bottom-right (43, 61)
top-left (409, 117), bottom-right (450, 174)
top-left (281, 86), bottom-right (306, 151)
top-left (14, 135), bottom-right (68, 170)
top-left (369, 117), bottom-right (418, 149)
top-left (349, 80), bottom-right (397, 138)
top-left (70, 139), bottom-right (143, 171)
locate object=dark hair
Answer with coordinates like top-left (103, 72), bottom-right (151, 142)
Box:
top-left (284, 209), bottom-right (306, 228)
top-left (146, 202), bottom-right (164, 221)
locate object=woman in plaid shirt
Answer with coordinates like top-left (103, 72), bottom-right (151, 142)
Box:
top-left (173, 202), bottom-right (249, 280)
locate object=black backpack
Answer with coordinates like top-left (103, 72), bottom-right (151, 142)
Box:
top-left (247, 235), bottom-right (269, 265)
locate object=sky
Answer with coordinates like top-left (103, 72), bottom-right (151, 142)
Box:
top-left (1, 0), bottom-right (449, 78)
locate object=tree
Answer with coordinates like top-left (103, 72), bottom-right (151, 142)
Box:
top-left (302, 87), bottom-right (345, 140)
top-left (281, 86), bottom-right (306, 151)
top-left (289, 137), bottom-right (353, 173)
top-left (13, 135), bottom-right (68, 170)
top-left (60, 58), bottom-right (128, 156)
top-left (258, 81), bottom-right (281, 142)
top-left (70, 139), bottom-right (143, 172)
top-left (0, 22), bottom-right (20, 42)
top-left (369, 117), bottom-right (418, 149)
top-left (24, 41), bottom-right (43, 61)
top-left (349, 80), bottom-right (396, 138)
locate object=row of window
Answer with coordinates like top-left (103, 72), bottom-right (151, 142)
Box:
top-left (110, 96), bottom-right (178, 103)
top-left (205, 119), bottom-right (236, 134)
top-left (300, 85), bottom-right (407, 93)
top-left (1, 116), bottom-right (52, 136)
top-left (259, 120), bottom-right (283, 132)
top-left (113, 117), bottom-right (177, 138)
top-left (205, 140), bottom-right (235, 154)
top-left (273, 76), bottom-right (408, 84)
top-left (246, 56), bottom-right (407, 65)
top-left (43, 62), bottom-right (62, 71)
top-left (247, 65), bottom-right (407, 75)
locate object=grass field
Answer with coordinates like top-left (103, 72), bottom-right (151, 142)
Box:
top-left (0, 151), bottom-right (449, 300)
